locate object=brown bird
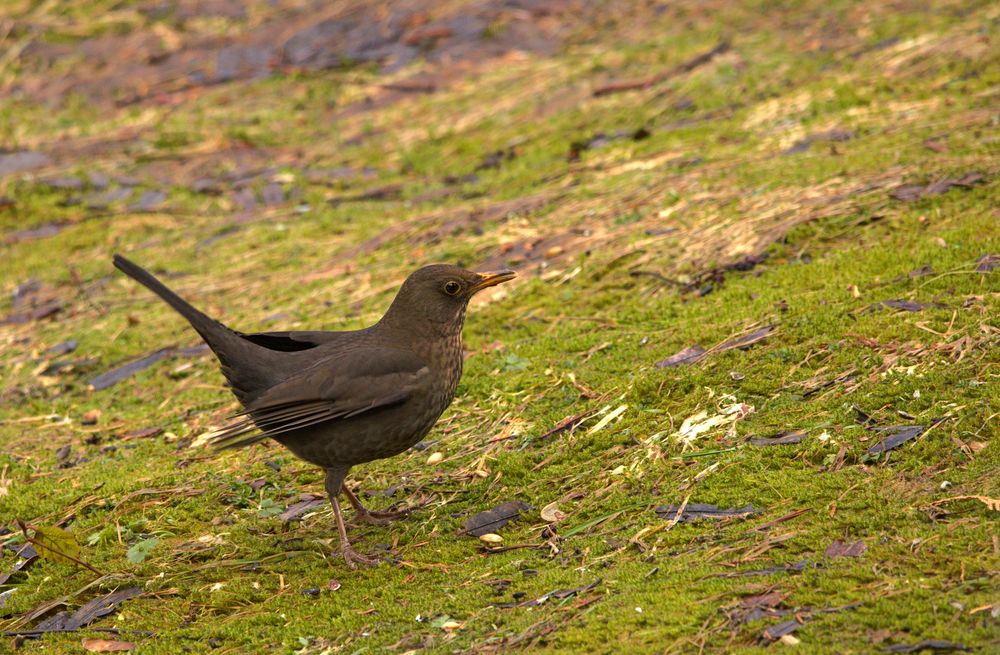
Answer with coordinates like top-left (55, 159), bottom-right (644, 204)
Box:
top-left (113, 255), bottom-right (514, 567)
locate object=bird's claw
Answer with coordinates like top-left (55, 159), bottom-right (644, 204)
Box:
top-left (355, 506), bottom-right (413, 525)
top-left (341, 546), bottom-right (379, 569)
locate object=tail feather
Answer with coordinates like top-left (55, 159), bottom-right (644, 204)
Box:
top-left (113, 254), bottom-right (271, 401)
top-left (113, 254), bottom-right (223, 343)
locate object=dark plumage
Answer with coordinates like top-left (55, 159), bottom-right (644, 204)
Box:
top-left (113, 255), bottom-right (514, 567)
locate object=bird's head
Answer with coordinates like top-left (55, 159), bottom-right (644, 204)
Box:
top-left (380, 264), bottom-right (516, 334)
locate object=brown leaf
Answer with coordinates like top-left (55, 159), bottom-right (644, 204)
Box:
top-left (655, 344), bottom-right (706, 368)
top-left (0, 299), bottom-right (62, 325)
top-left (461, 501), bottom-right (530, 537)
top-left (540, 501), bottom-right (566, 523)
top-left (825, 539), bottom-right (866, 558)
top-left (882, 640), bottom-right (970, 653)
top-left (890, 171), bottom-right (985, 201)
top-left (717, 326), bottom-right (774, 353)
top-left (923, 139), bottom-right (948, 153)
top-left (4, 223), bottom-right (67, 244)
top-left (403, 26), bottom-right (453, 46)
top-left (279, 496), bottom-right (326, 522)
top-left (975, 253), bottom-right (999, 272)
top-left (0, 545), bottom-right (39, 585)
top-left (537, 410), bottom-right (598, 440)
top-left (88, 345), bottom-right (209, 390)
top-left (67, 588), bottom-right (144, 630)
top-left (783, 129), bottom-right (854, 154)
top-left (494, 579), bottom-right (602, 608)
top-left (654, 503), bottom-right (761, 522)
top-left (82, 639), bottom-right (136, 652)
top-left (749, 430), bottom-right (806, 446)
top-left (120, 427), bottom-right (163, 441)
top-left (711, 560), bottom-right (811, 578)
top-left (0, 150), bottom-right (50, 176)
top-left (593, 41), bottom-right (729, 96)
top-left (868, 419), bottom-right (946, 455)
top-left (761, 618), bottom-right (804, 641)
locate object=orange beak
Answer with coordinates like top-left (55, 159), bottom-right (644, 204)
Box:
top-left (470, 270), bottom-right (516, 293)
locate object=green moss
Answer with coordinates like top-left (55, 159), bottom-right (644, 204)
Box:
top-left (2, 0), bottom-right (998, 653)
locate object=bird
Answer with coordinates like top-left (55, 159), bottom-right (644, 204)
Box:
top-left (112, 255), bottom-right (515, 567)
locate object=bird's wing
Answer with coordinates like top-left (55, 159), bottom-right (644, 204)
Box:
top-left (209, 347), bottom-right (430, 449)
top-left (235, 330), bottom-right (355, 352)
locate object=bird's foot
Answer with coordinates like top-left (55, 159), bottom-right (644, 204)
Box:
top-left (353, 505), bottom-right (412, 526)
top-left (341, 545), bottom-right (379, 569)
top-left (367, 505), bottom-right (414, 520)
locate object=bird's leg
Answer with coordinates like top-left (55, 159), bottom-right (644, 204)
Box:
top-left (325, 468), bottom-right (377, 568)
top-left (342, 485), bottom-right (413, 525)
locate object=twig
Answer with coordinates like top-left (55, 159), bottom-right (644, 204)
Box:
top-left (15, 520), bottom-right (103, 575)
top-left (593, 41), bottom-right (730, 97)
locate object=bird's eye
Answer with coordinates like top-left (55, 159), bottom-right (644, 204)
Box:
top-left (443, 280), bottom-right (462, 296)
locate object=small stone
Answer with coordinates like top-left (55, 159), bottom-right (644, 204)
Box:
top-left (81, 409), bottom-right (102, 425)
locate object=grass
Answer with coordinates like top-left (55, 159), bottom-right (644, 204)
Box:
top-left (1, 0), bottom-right (998, 653)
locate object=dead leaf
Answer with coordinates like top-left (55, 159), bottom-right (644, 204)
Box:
top-left (4, 223), bottom-right (67, 244)
top-left (716, 326), bottom-right (774, 353)
top-left (749, 430), bottom-right (807, 446)
top-left (882, 640), bottom-right (970, 653)
top-left (120, 427), bottom-right (163, 441)
top-left (279, 495), bottom-right (326, 522)
top-left (825, 539), bottom-right (866, 558)
top-left (890, 171), bottom-right (985, 201)
top-left (0, 545), bottom-right (39, 585)
top-left (783, 129), bottom-right (854, 154)
top-left (494, 579), bottom-right (602, 608)
top-left (0, 299), bottom-right (62, 325)
top-left (975, 253), bottom-right (999, 272)
top-left (536, 410), bottom-right (599, 440)
top-left (654, 503), bottom-right (761, 522)
top-left (593, 41), bottom-right (729, 96)
top-left (674, 398), bottom-right (754, 446)
top-left (540, 502), bottom-right (566, 523)
top-left (0, 150), bottom-right (50, 176)
top-left (128, 190), bottom-right (166, 212)
top-left (761, 618), bottom-right (804, 642)
top-left (461, 501), bottom-right (530, 536)
top-left (89, 345), bottom-right (209, 390)
top-left (929, 495), bottom-right (1000, 512)
top-left (711, 561), bottom-right (811, 578)
top-left (82, 638), bottom-right (136, 652)
top-left (22, 587), bottom-right (144, 635)
top-left (868, 419), bottom-right (945, 455)
top-left (655, 344), bottom-right (706, 368)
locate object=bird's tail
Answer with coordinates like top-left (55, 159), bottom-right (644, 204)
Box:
top-left (113, 254), bottom-right (227, 345)
top-left (114, 254), bottom-right (283, 406)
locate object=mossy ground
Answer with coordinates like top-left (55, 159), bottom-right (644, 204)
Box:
top-left (1, 1), bottom-right (998, 653)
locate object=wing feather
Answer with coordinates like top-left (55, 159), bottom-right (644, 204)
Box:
top-left (209, 347), bottom-right (428, 450)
